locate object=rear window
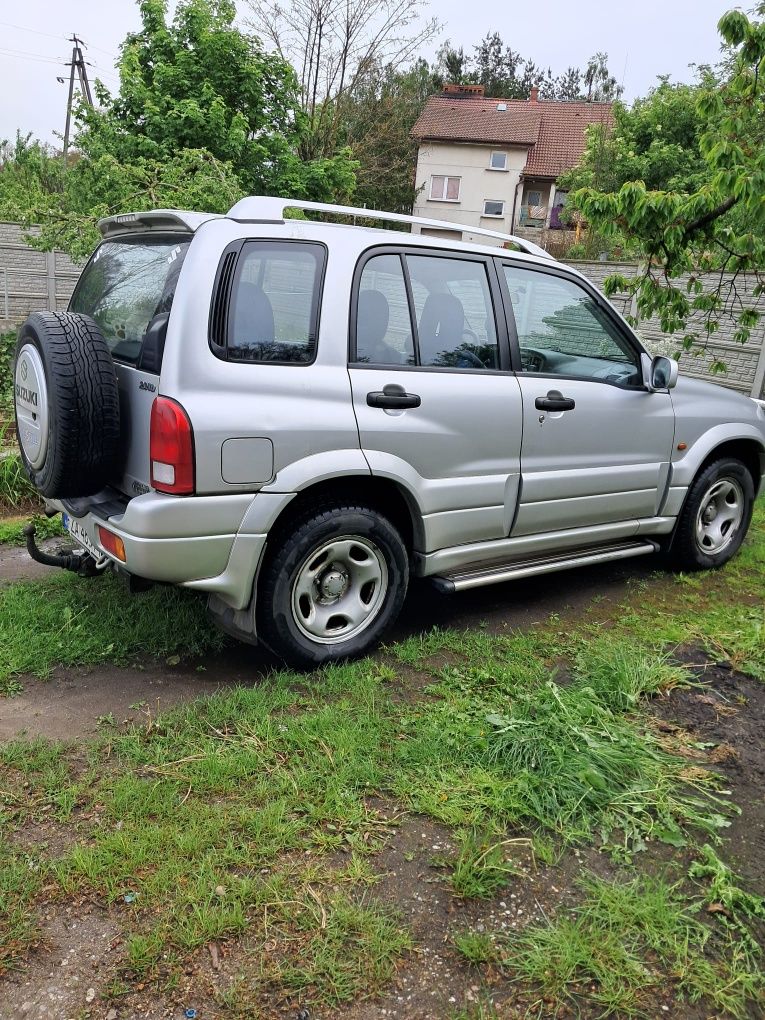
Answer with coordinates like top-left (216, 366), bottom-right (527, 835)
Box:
top-left (69, 236), bottom-right (190, 364)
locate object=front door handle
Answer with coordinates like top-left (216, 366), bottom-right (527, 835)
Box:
top-left (535, 390), bottom-right (575, 412)
top-left (367, 383), bottom-right (421, 410)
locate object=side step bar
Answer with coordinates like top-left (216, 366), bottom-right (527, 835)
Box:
top-left (430, 541), bottom-right (659, 594)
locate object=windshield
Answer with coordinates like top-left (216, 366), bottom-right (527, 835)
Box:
top-left (69, 236), bottom-right (190, 365)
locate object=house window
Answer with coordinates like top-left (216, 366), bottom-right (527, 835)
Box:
top-left (489, 152), bottom-right (507, 170)
top-left (430, 175), bottom-right (461, 202)
top-left (526, 190), bottom-right (542, 208)
top-left (482, 200), bottom-right (505, 217)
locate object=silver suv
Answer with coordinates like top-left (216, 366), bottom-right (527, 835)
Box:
top-left (13, 198), bottom-right (765, 667)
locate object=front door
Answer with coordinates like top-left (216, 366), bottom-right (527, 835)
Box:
top-left (349, 249), bottom-right (523, 551)
top-left (500, 262), bottom-right (675, 536)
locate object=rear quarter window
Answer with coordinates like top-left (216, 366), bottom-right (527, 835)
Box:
top-left (213, 241), bottom-right (326, 365)
top-left (69, 236), bottom-right (190, 364)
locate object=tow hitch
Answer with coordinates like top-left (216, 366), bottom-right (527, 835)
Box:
top-left (23, 522), bottom-right (104, 577)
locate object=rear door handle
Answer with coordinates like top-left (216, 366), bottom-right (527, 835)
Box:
top-left (535, 390), bottom-right (575, 412)
top-left (367, 384), bottom-right (421, 410)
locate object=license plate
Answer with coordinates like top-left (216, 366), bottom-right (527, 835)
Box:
top-left (61, 513), bottom-right (103, 561)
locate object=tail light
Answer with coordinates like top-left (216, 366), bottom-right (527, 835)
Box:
top-left (150, 396), bottom-right (195, 495)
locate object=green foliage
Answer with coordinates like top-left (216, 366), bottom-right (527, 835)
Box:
top-left (689, 844), bottom-right (765, 948)
top-left (441, 33), bottom-right (622, 102)
top-left (0, 451), bottom-right (38, 512)
top-left (0, 330), bottom-right (16, 417)
top-left (561, 76), bottom-right (713, 198)
top-left (0, 514), bottom-right (64, 546)
top-left (0, 571), bottom-right (225, 690)
top-left (568, 5), bottom-right (765, 350)
top-left (0, 0), bottom-right (357, 260)
top-left (512, 872), bottom-right (764, 1017)
top-left (447, 828), bottom-right (520, 898)
top-left (342, 59), bottom-right (435, 214)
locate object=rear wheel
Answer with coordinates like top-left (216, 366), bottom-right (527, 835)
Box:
top-left (672, 458), bottom-right (755, 571)
top-left (257, 504), bottom-right (409, 668)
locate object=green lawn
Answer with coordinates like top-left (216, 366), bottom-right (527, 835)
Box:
top-left (0, 501), bottom-right (763, 1015)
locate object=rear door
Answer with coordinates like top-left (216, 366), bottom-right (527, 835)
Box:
top-left (499, 261), bottom-right (675, 535)
top-left (69, 234), bottom-right (191, 497)
top-left (349, 248), bottom-right (523, 551)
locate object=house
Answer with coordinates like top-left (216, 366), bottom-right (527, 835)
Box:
top-left (410, 84), bottom-right (613, 244)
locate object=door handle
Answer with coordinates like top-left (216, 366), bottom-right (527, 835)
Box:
top-left (367, 383), bottom-right (421, 409)
top-left (535, 390), bottom-right (575, 412)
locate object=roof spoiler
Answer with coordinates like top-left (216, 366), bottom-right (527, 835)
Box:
top-left (98, 210), bottom-right (222, 239)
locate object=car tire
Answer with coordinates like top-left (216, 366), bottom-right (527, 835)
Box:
top-left (257, 504), bottom-right (409, 669)
top-left (672, 458), bottom-right (755, 571)
top-left (14, 312), bottom-right (120, 498)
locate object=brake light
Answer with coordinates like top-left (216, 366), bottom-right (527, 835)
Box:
top-left (150, 396), bottom-right (195, 494)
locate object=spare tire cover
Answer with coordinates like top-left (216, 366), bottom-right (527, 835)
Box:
top-left (14, 311), bottom-right (121, 498)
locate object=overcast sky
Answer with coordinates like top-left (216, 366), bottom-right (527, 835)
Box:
top-left (0, 0), bottom-right (735, 146)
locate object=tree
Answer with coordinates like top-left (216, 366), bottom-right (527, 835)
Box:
top-left (571, 5), bottom-right (765, 355)
top-left (0, 0), bottom-right (358, 259)
top-left (244, 0), bottom-right (439, 159)
top-left (341, 59), bottom-right (434, 213)
top-left (583, 52), bottom-right (623, 102)
top-left (560, 76), bottom-right (713, 202)
top-left (78, 0), bottom-right (356, 198)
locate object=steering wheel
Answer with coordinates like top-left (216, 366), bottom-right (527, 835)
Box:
top-left (456, 348), bottom-right (485, 368)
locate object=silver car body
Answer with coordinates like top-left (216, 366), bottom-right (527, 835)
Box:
top-left (50, 200), bottom-right (765, 635)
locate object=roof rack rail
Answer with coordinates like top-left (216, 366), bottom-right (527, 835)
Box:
top-left (226, 196), bottom-right (553, 260)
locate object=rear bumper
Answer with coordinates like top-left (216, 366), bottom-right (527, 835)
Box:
top-left (48, 489), bottom-right (296, 609)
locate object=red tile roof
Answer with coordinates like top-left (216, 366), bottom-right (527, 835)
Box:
top-left (412, 95), bottom-right (613, 179)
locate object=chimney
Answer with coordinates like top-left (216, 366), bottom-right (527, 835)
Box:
top-left (530, 86), bottom-right (539, 103)
top-left (442, 83), bottom-right (485, 98)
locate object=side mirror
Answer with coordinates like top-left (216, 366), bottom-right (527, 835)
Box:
top-left (647, 355), bottom-right (678, 391)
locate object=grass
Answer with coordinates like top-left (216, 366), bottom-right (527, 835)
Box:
top-left (510, 872), bottom-right (764, 1017)
top-left (0, 502), bottom-right (762, 1010)
top-left (0, 512), bottom-right (64, 545)
top-left (0, 450), bottom-right (39, 512)
top-left (0, 571), bottom-right (226, 692)
top-left (390, 631), bottom-right (727, 852)
top-left (1, 669), bottom-right (410, 1003)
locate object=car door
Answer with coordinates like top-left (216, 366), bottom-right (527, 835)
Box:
top-left (348, 248), bottom-right (523, 551)
top-left (499, 261), bottom-right (675, 536)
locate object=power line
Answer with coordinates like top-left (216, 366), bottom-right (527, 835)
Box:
top-left (0, 19), bottom-right (119, 60)
top-left (0, 45), bottom-right (66, 64)
top-left (0, 19), bottom-right (67, 42)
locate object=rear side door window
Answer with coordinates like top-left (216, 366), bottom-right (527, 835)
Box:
top-left (213, 242), bottom-right (326, 364)
top-left (351, 250), bottom-right (502, 371)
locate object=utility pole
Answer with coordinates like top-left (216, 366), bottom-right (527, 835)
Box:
top-left (62, 35), bottom-right (93, 163)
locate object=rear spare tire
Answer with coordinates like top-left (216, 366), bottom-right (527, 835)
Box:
top-left (14, 311), bottom-right (120, 498)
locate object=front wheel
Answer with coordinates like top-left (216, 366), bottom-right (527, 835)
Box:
top-left (672, 458), bottom-right (755, 571)
top-left (257, 504), bottom-right (409, 668)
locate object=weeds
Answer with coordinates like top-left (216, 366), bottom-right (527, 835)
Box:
top-left (453, 930), bottom-right (497, 965)
top-left (447, 828), bottom-right (522, 898)
top-left (0, 513), bottom-right (64, 545)
top-left (511, 872), bottom-right (764, 1017)
top-left (0, 450), bottom-right (37, 511)
top-left (0, 571), bottom-right (226, 690)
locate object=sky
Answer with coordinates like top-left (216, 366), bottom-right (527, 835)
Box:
top-left (0, 0), bottom-right (735, 146)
